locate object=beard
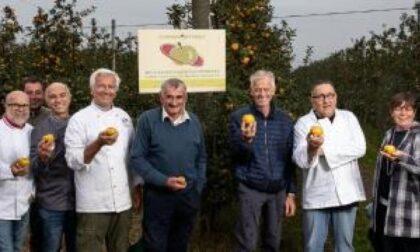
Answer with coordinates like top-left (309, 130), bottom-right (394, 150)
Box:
top-left (8, 112), bottom-right (29, 126)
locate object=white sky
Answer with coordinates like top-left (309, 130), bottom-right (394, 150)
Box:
top-left (1, 0), bottom-right (417, 67)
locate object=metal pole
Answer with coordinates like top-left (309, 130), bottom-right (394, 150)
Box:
top-left (415, 0), bottom-right (420, 23)
top-left (111, 19), bottom-right (116, 71)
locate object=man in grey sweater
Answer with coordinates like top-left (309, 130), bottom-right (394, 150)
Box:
top-left (30, 82), bottom-right (75, 252)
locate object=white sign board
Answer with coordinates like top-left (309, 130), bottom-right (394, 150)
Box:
top-left (138, 29), bottom-right (226, 93)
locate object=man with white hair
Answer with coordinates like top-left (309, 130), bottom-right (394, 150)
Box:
top-left (30, 82), bottom-right (76, 252)
top-left (0, 90), bottom-right (33, 252)
top-left (229, 70), bottom-right (296, 252)
top-left (65, 69), bottom-right (141, 252)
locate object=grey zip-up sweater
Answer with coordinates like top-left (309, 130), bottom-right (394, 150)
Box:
top-left (30, 115), bottom-right (75, 211)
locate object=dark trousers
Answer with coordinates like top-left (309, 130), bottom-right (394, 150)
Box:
top-left (29, 202), bottom-right (42, 252)
top-left (234, 183), bottom-right (285, 252)
top-left (143, 187), bottom-right (200, 252)
top-left (383, 236), bottom-right (420, 252)
top-left (370, 202), bottom-right (387, 252)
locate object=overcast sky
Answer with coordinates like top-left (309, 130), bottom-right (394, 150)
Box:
top-left (1, 0), bottom-right (417, 67)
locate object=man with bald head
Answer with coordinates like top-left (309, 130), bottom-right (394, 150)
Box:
top-left (30, 82), bottom-right (76, 252)
top-left (0, 91), bottom-right (33, 252)
top-left (293, 80), bottom-right (366, 252)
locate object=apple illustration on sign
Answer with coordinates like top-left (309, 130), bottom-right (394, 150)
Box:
top-left (160, 42), bottom-right (204, 66)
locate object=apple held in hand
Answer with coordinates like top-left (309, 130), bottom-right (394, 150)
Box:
top-left (242, 114), bottom-right (255, 127)
top-left (104, 127), bottom-right (118, 137)
top-left (16, 157), bottom-right (30, 176)
top-left (383, 144), bottom-right (397, 155)
top-left (178, 176), bottom-right (187, 186)
top-left (17, 157), bottom-right (30, 168)
top-left (42, 133), bottom-right (55, 144)
top-left (310, 125), bottom-right (324, 137)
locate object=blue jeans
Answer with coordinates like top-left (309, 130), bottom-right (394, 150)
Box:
top-left (0, 212), bottom-right (30, 252)
top-left (303, 204), bottom-right (357, 252)
top-left (38, 207), bottom-right (76, 252)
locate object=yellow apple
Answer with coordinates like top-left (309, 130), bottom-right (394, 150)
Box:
top-left (383, 145), bottom-right (397, 155)
top-left (242, 114), bottom-right (255, 126)
top-left (178, 176), bottom-right (187, 186)
top-left (310, 125), bottom-right (324, 137)
top-left (42, 133), bottom-right (55, 144)
top-left (17, 157), bottom-right (30, 168)
top-left (104, 127), bottom-right (118, 137)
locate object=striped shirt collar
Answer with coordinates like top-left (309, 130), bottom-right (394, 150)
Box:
top-left (2, 116), bottom-right (25, 129)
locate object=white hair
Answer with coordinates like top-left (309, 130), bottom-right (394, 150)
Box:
top-left (249, 70), bottom-right (276, 90)
top-left (89, 68), bottom-right (121, 91)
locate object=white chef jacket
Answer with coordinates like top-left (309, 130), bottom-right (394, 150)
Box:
top-left (293, 109), bottom-right (366, 209)
top-left (0, 118), bottom-right (33, 220)
top-left (65, 103), bottom-right (134, 213)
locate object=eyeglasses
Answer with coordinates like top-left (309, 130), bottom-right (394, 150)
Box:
top-left (7, 103), bottom-right (30, 109)
top-left (311, 93), bottom-right (336, 100)
top-left (393, 106), bottom-right (414, 113)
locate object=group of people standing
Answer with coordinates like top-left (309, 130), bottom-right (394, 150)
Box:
top-left (0, 68), bottom-right (418, 252)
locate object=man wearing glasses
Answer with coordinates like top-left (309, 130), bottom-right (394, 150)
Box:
top-left (293, 80), bottom-right (366, 252)
top-left (0, 91), bottom-right (33, 252)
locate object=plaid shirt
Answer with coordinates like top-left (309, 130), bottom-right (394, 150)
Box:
top-left (372, 122), bottom-right (420, 238)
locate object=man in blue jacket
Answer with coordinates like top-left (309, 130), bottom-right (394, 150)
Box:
top-left (230, 70), bottom-right (296, 252)
top-left (130, 78), bottom-right (206, 252)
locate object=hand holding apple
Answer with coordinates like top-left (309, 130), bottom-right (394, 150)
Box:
top-left (177, 176), bottom-right (187, 187)
top-left (38, 135), bottom-right (55, 162)
top-left (11, 157), bottom-right (30, 176)
top-left (99, 127), bottom-right (119, 145)
top-left (166, 176), bottom-right (187, 191)
top-left (381, 145), bottom-right (405, 161)
top-left (241, 114), bottom-right (256, 143)
top-left (307, 127), bottom-right (324, 158)
top-left (383, 145), bottom-right (396, 155)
